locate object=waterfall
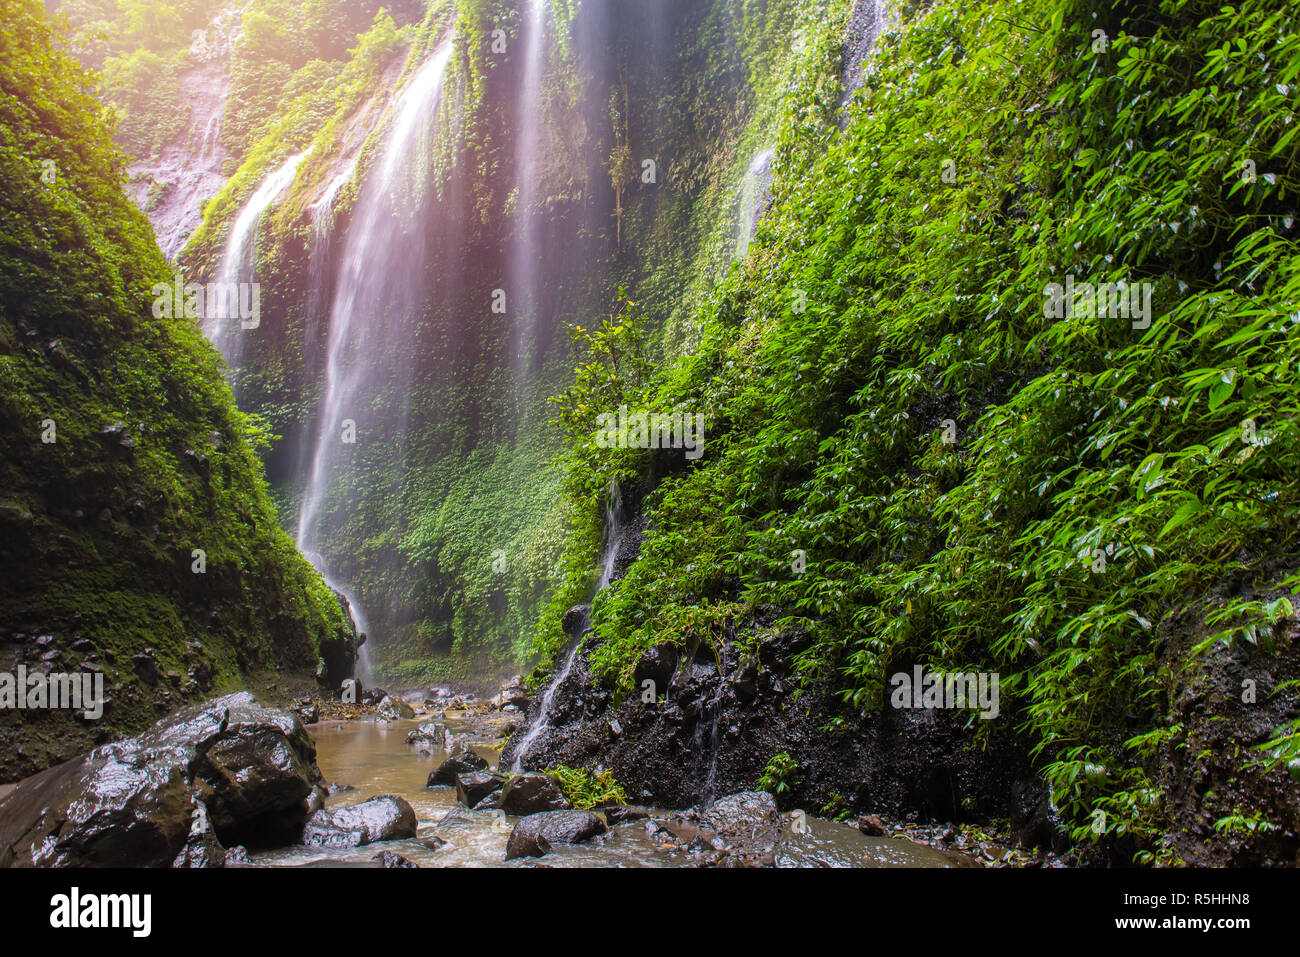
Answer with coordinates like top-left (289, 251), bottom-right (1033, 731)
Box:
top-left (696, 683), bottom-right (725, 806)
top-left (205, 151), bottom-right (305, 379)
top-left (509, 0), bottom-right (548, 401)
top-left (300, 158), bottom-right (358, 425)
top-left (510, 485), bottom-right (625, 771)
top-left (309, 162), bottom-right (357, 239)
top-left (840, 0), bottom-right (892, 112)
top-left (127, 5), bottom-right (242, 258)
top-left (734, 147), bottom-right (774, 258)
top-left (295, 42), bottom-right (455, 665)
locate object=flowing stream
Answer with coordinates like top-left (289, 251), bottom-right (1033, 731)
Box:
top-left (249, 713), bottom-right (970, 868)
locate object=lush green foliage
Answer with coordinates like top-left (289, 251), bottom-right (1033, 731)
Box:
top-left (757, 750), bottom-right (798, 797)
top-left (547, 764), bottom-right (628, 809)
top-left (544, 0), bottom-right (1300, 858)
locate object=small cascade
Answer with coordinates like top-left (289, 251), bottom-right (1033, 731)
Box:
top-left (302, 550), bottom-right (372, 684)
top-left (308, 161), bottom-right (357, 239)
top-left (205, 151), bottom-right (305, 378)
top-left (299, 158), bottom-right (358, 425)
top-left (510, 485), bottom-right (626, 772)
top-left (734, 146), bottom-right (774, 258)
top-left (698, 684), bottom-right (725, 806)
top-left (840, 0), bottom-right (893, 113)
top-left (596, 482), bottom-right (624, 589)
top-left (508, 641), bottom-right (581, 773)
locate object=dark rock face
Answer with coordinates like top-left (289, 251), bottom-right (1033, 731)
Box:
top-left (634, 644), bottom-right (679, 695)
top-left (1008, 779), bottom-right (1069, 853)
top-left (505, 810), bottom-right (607, 860)
top-left (510, 627), bottom-right (1030, 822)
top-left (427, 750), bottom-right (488, 787)
top-left (1154, 607), bottom-right (1300, 866)
top-left (301, 795), bottom-right (417, 848)
top-left (0, 693), bottom-right (322, 867)
top-left (454, 771), bottom-right (506, 808)
top-left (500, 772), bottom-right (570, 814)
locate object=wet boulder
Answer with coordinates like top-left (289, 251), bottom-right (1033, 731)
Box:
top-left (493, 675), bottom-right (528, 711)
top-left (856, 814), bottom-right (886, 837)
top-left (376, 695), bottom-right (415, 721)
top-left (500, 772), bottom-right (570, 814)
top-left (373, 850), bottom-right (418, 868)
top-left (223, 845), bottom-right (251, 866)
top-left (505, 810), bottom-right (607, 860)
top-left (455, 771), bottom-right (506, 808)
top-left (301, 795), bottom-right (417, 848)
top-left (171, 813), bottom-right (226, 868)
top-left (603, 804), bottom-right (652, 825)
top-left (197, 700), bottom-right (321, 846)
top-left (0, 693), bottom-right (321, 867)
top-left (292, 701), bottom-right (319, 725)
top-left (698, 791), bottom-right (783, 866)
top-left (407, 721), bottom-right (443, 746)
top-left (427, 750), bottom-right (489, 787)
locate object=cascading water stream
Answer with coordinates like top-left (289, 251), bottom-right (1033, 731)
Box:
top-left (127, 5), bottom-right (243, 258)
top-left (295, 42), bottom-right (455, 670)
top-left (205, 151), bottom-right (305, 378)
top-left (734, 146), bottom-right (775, 258)
top-left (508, 0), bottom-right (548, 402)
top-left (510, 488), bottom-right (625, 772)
top-left (297, 159), bottom-right (358, 470)
top-left (840, 0), bottom-right (892, 114)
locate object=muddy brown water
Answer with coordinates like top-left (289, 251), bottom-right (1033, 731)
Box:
top-left (251, 716), bottom-right (971, 868)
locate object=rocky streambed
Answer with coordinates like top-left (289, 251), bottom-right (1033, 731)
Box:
top-left (0, 682), bottom-right (985, 868)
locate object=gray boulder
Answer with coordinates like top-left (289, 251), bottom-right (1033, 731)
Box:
top-left (455, 771), bottom-right (506, 808)
top-left (505, 810), bottom-right (607, 860)
top-left (0, 693), bottom-right (321, 867)
top-left (301, 795), bottom-right (417, 848)
top-left (501, 772), bottom-right (570, 814)
top-left (427, 750), bottom-right (489, 787)
top-left (376, 695), bottom-right (415, 721)
top-left (698, 791), bottom-right (782, 866)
